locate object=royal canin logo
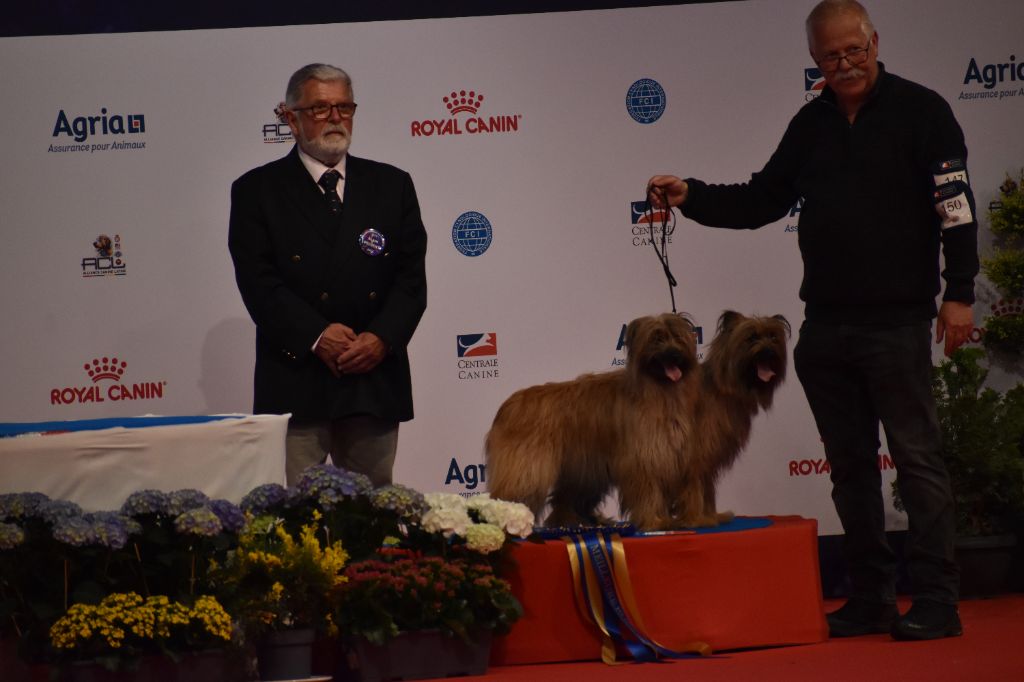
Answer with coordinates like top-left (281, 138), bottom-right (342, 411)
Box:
top-left (50, 357), bottom-right (167, 405)
top-left (411, 89), bottom-right (523, 137)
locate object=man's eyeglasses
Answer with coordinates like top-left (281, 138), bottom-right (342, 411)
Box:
top-left (815, 44), bottom-right (871, 73)
top-left (292, 102), bottom-right (358, 120)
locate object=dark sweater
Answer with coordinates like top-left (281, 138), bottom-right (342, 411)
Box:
top-left (682, 65), bottom-right (979, 325)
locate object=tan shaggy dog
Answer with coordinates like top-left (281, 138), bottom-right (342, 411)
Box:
top-left (486, 310), bottom-right (788, 531)
top-left (676, 310), bottom-right (789, 527)
top-left (486, 313), bottom-right (700, 530)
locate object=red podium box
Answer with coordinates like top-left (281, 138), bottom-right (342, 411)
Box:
top-left (491, 516), bottom-right (828, 664)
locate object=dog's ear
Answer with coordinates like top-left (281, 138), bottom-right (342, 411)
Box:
top-left (772, 314), bottom-right (791, 336)
top-left (717, 310), bottom-right (742, 334)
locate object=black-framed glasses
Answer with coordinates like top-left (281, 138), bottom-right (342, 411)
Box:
top-left (815, 44), bottom-right (871, 72)
top-left (292, 102), bottom-right (358, 120)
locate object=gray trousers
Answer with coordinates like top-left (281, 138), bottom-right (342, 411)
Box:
top-left (285, 415), bottom-right (398, 487)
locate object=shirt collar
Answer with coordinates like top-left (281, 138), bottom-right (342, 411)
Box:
top-left (296, 145), bottom-right (347, 186)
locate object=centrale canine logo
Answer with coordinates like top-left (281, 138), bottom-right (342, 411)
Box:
top-left (451, 211), bottom-right (493, 257)
top-left (456, 334), bottom-right (499, 380)
top-left (49, 108), bottom-right (148, 154)
top-left (50, 357), bottom-right (167, 405)
top-left (626, 79), bottom-right (666, 124)
top-left (804, 67), bottom-right (825, 101)
top-left (457, 333), bottom-right (497, 358)
top-left (630, 200), bottom-right (676, 247)
top-left (410, 89), bottom-right (523, 137)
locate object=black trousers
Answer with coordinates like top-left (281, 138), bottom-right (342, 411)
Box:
top-left (794, 319), bottom-right (958, 604)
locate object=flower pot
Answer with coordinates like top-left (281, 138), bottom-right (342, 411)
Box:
top-left (63, 651), bottom-right (229, 682)
top-left (955, 534), bottom-right (1018, 598)
top-left (344, 629), bottom-right (492, 682)
top-left (258, 628), bottom-right (316, 681)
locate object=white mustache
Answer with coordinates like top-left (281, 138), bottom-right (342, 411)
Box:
top-left (834, 67), bottom-right (866, 82)
top-left (321, 124), bottom-right (350, 140)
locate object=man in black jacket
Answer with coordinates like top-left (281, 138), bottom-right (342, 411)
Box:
top-left (229, 64), bottom-right (427, 487)
top-left (647, 0), bottom-right (976, 640)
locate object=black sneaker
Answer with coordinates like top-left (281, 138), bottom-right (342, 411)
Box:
top-left (891, 599), bottom-right (962, 641)
top-left (826, 598), bottom-right (899, 638)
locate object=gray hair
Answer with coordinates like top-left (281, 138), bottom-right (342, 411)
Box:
top-left (285, 64), bottom-right (354, 107)
top-left (805, 0), bottom-right (875, 45)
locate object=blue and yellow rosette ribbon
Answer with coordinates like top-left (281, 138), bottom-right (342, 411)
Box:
top-left (559, 526), bottom-right (711, 664)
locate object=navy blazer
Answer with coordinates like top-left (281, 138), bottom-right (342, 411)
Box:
top-left (228, 147), bottom-right (427, 422)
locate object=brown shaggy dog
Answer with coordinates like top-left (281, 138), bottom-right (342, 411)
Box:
top-left (675, 310), bottom-right (789, 527)
top-left (485, 313), bottom-right (699, 530)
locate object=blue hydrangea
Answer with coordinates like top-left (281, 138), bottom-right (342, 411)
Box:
top-left (85, 511), bottom-right (131, 549)
top-left (120, 489), bottom-right (169, 517)
top-left (52, 515), bottom-right (97, 546)
top-left (294, 464), bottom-right (373, 509)
top-left (240, 483), bottom-right (288, 514)
top-left (174, 507), bottom-right (223, 537)
top-left (371, 484), bottom-right (429, 521)
top-left (0, 492), bottom-right (50, 520)
top-left (166, 489), bottom-right (210, 517)
top-left (209, 499), bottom-right (246, 533)
top-left (39, 500), bottom-right (84, 526)
top-left (0, 521), bottom-right (25, 549)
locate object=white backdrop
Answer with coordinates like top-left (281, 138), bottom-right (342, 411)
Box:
top-left (2, 0), bottom-right (1022, 534)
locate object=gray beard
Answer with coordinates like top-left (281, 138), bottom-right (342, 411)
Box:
top-left (299, 124), bottom-right (351, 166)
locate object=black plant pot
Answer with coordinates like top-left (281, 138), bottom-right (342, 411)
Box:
top-left (955, 534), bottom-right (1018, 598)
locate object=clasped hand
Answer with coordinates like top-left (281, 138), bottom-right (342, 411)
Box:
top-left (314, 323), bottom-right (386, 377)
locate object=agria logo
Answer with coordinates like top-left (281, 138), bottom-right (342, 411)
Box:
top-left (50, 357), bottom-right (167, 405)
top-left (804, 67), bottom-right (825, 101)
top-left (410, 89), bottom-right (523, 137)
top-left (959, 54), bottom-right (1024, 102)
top-left (49, 108), bottom-right (147, 154)
top-left (626, 79), bottom-right (666, 124)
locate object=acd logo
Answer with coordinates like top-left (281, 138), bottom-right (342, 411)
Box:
top-left (53, 108), bottom-right (146, 143)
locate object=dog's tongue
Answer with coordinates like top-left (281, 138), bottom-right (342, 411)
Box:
top-left (664, 364), bottom-right (683, 382)
top-left (757, 363), bottom-right (776, 383)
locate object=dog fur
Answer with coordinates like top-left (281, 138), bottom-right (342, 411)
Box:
top-left (485, 310), bottom-right (788, 531)
top-left (485, 313), bottom-right (699, 530)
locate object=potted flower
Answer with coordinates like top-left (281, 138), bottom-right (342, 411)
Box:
top-left (209, 512), bottom-right (348, 680)
top-left (893, 348), bottom-right (1024, 594)
top-left (982, 169), bottom-right (1024, 355)
top-left (48, 591), bottom-right (233, 679)
top-left (328, 493), bottom-right (531, 680)
top-left (0, 489), bottom-right (245, 668)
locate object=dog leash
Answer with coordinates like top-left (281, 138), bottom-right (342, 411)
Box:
top-left (644, 189), bottom-right (678, 314)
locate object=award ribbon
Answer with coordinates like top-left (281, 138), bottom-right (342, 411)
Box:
top-left (563, 528), bottom-right (711, 664)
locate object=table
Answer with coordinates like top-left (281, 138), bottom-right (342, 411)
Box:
top-left (0, 414), bottom-right (287, 510)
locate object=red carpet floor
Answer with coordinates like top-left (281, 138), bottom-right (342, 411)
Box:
top-left (472, 595), bottom-right (1024, 681)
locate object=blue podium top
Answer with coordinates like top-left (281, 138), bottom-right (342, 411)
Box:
top-left (0, 414), bottom-right (245, 438)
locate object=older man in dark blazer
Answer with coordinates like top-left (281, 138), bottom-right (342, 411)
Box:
top-left (229, 63), bottom-right (427, 486)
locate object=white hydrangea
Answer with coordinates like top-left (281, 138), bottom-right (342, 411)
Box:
top-left (420, 506), bottom-right (472, 537)
top-left (465, 522), bottom-right (506, 554)
top-left (473, 496), bottom-right (535, 538)
top-left (424, 492), bottom-right (468, 513)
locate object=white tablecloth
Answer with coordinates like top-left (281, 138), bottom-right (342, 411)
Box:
top-left (0, 414), bottom-right (287, 511)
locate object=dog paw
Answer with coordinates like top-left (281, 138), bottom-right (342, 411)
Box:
top-left (716, 510), bottom-right (735, 524)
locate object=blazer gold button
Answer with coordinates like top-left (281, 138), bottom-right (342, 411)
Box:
top-left (320, 292), bottom-right (329, 301)
top-left (291, 254), bottom-right (301, 262)
top-left (368, 291), bottom-right (377, 300)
